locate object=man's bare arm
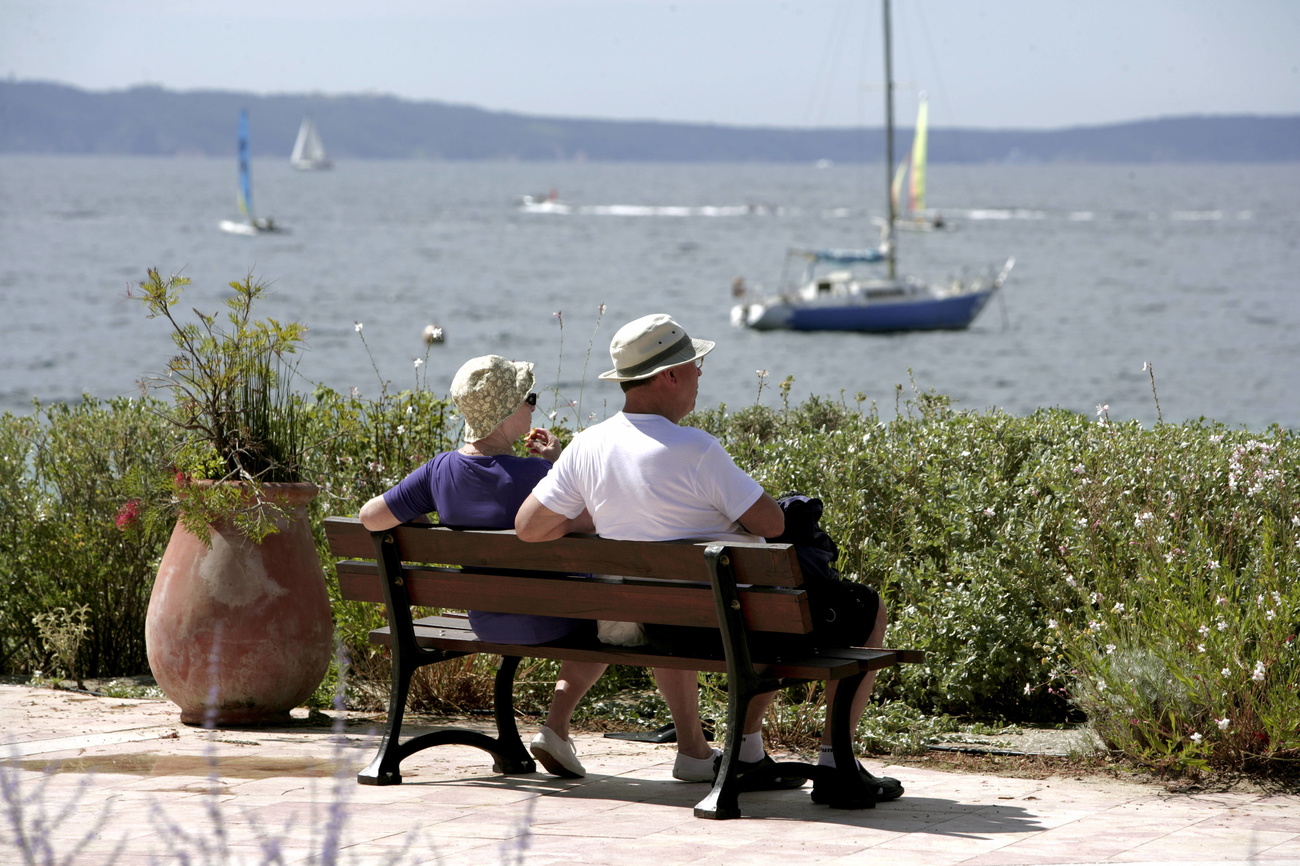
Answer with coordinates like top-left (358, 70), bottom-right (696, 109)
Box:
top-left (737, 491), bottom-right (784, 539)
top-left (515, 493), bottom-right (577, 542)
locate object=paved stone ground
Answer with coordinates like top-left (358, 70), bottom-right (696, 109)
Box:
top-left (3, 684), bottom-right (1298, 865)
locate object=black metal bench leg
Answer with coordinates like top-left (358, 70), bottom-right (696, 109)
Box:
top-left (814, 670), bottom-right (875, 809)
top-left (358, 646), bottom-right (417, 785)
top-left (489, 655), bottom-right (536, 774)
top-left (693, 686), bottom-right (753, 819)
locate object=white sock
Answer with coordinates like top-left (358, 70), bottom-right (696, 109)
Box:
top-left (740, 732), bottom-right (765, 763)
top-left (817, 745), bottom-right (836, 767)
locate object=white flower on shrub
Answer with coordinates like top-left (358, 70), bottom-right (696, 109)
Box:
top-left (1134, 511), bottom-right (1154, 526)
top-left (1217, 718), bottom-right (1230, 731)
top-left (1252, 661), bottom-right (1267, 682)
top-left (1191, 732), bottom-right (1203, 743)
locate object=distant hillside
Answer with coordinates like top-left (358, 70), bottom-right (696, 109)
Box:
top-left (2, 80), bottom-right (1297, 164)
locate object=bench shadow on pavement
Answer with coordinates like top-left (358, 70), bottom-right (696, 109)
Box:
top-left (393, 770), bottom-right (1049, 832)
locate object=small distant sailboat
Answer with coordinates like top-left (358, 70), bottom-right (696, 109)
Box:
top-left (290, 115), bottom-right (332, 171)
top-left (219, 110), bottom-right (285, 236)
top-left (891, 94), bottom-right (947, 232)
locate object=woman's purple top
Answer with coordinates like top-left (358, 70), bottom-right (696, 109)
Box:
top-left (382, 450), bottom-right (583, 644)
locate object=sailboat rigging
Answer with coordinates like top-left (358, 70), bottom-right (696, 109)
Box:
top-left (290, 115), bottom-right (332, 171)
top-left (219, 110), bottom-right (285, 236)
top-left (731, 0), bottom-right (1012, 333)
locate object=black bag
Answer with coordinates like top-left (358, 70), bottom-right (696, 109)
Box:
top-left (644, 493), bottom-right (879, 657)
top-left (768, 494), bottom-right (878, 648)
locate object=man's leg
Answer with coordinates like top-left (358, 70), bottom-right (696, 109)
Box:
top-left (653, 667), bottom-right (713, 758)
top-left (820, 599), bottom-right (887, 745)
top-left (811, 599), bottom-right (903, 802)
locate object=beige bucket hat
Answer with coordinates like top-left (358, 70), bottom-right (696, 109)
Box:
top-left (598, 314), bottom-right (715, 382)
top-left (450, 355), bottom-right (535, 441)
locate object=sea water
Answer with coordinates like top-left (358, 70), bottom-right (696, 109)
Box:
top-left (1, 155), bottom-right (1297, 430)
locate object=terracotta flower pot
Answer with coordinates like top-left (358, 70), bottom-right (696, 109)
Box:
top-left (146, 482), bottom-right (332, 726)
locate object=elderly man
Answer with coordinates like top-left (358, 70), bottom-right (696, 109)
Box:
top-left (516, 313), bottom-right (902, 804)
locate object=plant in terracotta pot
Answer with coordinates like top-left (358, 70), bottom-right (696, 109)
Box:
top-left (129, 268), bottom-right (333, 727)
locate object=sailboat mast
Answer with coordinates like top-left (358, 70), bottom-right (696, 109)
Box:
top-left (882, 0), bottom-right (897, 279)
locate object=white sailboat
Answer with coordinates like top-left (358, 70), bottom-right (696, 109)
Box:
top-left (219, 110), bottom-right (285, 236)
top-left (290, 115), bottom-right (332, 171)
top-left (731, 0), bottom-right (1012, 333)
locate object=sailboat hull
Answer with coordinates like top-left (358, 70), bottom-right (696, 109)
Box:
top-left (219, 219), bottom-right (286, 236)
top-left (219, 219), bottom-right (260, 237)
top-left (736, 286), bottom-right (995, 332)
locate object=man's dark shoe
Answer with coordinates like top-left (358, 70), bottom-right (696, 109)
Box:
top-left (811, 762), bottom-right (904, 805)
top-left (732, 755), bottom-right (808, 792)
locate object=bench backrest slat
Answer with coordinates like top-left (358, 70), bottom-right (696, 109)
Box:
top-left (336, 561), bottom-right (813, 633)
top-left (324, 517), bottom-right (803, 588)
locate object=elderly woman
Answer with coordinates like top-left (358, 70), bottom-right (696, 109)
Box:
top-left (360, 354), bottom-right (605, 778)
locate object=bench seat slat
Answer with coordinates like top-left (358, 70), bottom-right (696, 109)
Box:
top-left (369, 621), bottom-right (878, 680)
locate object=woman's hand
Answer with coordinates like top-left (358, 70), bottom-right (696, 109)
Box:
top-left (525, 427), bottom-right (563, 462)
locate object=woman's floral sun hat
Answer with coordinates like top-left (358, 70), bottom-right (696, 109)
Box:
top-left (450, 355), bottom-right (535, 441)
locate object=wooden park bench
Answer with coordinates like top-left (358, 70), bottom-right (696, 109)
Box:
top-left (324, 516), bottom-right (924, 820)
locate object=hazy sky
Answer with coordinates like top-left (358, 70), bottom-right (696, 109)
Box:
top-left (4, 0), bottom-right (1297, 130)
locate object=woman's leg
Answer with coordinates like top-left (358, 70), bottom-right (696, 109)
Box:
top-left (543, 660), bottom-right (607, 740)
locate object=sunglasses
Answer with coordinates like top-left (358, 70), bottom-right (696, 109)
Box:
top-left (524, 393), bottom-right (538, 406)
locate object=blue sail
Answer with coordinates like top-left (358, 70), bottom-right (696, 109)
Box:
top-left (237, 109), bottom-right (253, 219)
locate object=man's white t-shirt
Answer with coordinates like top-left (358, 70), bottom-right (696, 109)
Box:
top-left (531, 412), bottom-right (765, 543)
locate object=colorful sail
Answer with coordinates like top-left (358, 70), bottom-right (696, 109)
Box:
top-left (236, 109), bottom-right (253, 219)
top-left (908, 96), bottom-right (928, 215)
top-left (890, 157), bottom-right (908, 216)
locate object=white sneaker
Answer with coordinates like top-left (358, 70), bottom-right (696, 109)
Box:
top-left (672, 747), bottom-right (722, 782)
top-left (530, 726), bottom-right (586, 778)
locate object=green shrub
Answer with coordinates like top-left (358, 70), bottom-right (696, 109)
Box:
top-left (0, 398), bottom-right (174, 677)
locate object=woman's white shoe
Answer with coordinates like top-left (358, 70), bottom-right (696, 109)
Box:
top-left (530, 725), bottom-right (586, 778)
